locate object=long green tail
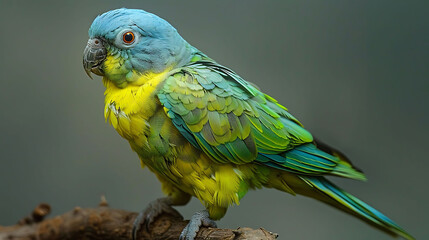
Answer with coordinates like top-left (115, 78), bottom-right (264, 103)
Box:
top-left (299, 177), bottom-right (414, 239)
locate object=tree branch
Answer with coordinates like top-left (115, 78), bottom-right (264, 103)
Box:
top-left (0, 200), bottom-right (278, 240)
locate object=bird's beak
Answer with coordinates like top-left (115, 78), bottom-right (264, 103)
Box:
top-left (83, 38), bottom-right (106, 79)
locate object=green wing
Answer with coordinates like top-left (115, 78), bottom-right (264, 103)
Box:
top-left (158, 59), bottom-right (364, 179)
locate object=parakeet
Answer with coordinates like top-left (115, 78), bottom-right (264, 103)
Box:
top-left (83, 8), bottom-right (414, 240)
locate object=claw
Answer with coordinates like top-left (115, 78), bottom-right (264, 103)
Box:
top-left (132, 198), bottom-right (182, 240)
top-left (144, 212), bottom-right (155, 232)
top-left (132, 211), bottom-right (145, 240)
top-left (179, 210), bottom-right (217, 240)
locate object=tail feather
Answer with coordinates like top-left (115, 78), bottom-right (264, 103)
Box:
top-left (298, 177), bottom-right (414, 240)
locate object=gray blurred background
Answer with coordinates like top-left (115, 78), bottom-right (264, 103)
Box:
top-left (0, 1), bottom-right (427, 239)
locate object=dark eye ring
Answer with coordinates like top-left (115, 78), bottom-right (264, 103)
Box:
top-left (122, 31), bottom-right (135, 44)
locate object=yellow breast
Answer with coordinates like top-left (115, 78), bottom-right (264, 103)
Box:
top-left (102, 70), bottom-right (170, 140)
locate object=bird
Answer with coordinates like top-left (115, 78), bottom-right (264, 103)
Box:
top-left (83, 8), bottom-right (414, 240)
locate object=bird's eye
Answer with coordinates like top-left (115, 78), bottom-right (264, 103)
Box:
top-left (122, 32), bottom-right (135, 44)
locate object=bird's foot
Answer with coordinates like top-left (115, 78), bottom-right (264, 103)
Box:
top-left (179, 210), bottom-right (217, 240)
top-left (132, 197), bottom-right (182, 240)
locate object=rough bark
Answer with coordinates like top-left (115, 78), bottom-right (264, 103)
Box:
top-left (0, 201), bottom-right (278, 240)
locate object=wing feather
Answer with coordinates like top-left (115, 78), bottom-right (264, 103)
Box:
top-left (157, 59), bottom-right (365, 179)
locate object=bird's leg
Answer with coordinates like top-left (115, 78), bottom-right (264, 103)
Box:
top-left (132, 197), bottom-right (182, 240)
top-left (179, 210), bottom-right (217, 240)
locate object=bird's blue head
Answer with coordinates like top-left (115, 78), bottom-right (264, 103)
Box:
top-left (83, 8), bottom-right (192, 88)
